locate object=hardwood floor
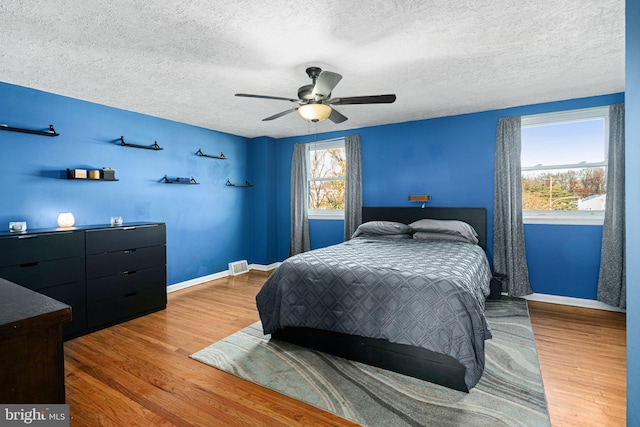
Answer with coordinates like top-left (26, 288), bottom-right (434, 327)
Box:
top-left (528, 300), bottom-right (626, 427)
top-left (64, 272), bottom-right (626, 426)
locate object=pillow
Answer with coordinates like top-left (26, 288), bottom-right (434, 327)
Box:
top-left (370, 233), bottom-right (412, 239)
top-left (351, 221), bottom-right (412, 238)
top-left (413, 231), bottom-right (474, 244)
top-left (409, 219), bottom-right (479, 244)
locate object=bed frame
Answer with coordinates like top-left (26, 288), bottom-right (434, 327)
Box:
top-left (272, 207), bottom-right (487, 392)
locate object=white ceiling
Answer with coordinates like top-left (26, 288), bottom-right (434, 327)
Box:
top-left (0, 1), bottom-right (624, 139)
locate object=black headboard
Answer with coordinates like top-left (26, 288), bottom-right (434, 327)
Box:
top-left (362, 207), bottom-right (487, 251)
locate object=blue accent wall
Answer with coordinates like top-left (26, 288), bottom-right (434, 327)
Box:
top-left (248, 136), bottom-right (278, 265)
top-left (0, 81), bottom-right (252, 286)
top-left (309, 220), bottom-right (344, 250)
top-left (272, 93), bottom-right (623, 304)
top-left (524, 224), bottom-right (603, 299)
top-left (626, 0), bottom-right (639, 424)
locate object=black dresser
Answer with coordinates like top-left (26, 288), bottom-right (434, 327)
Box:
top-left (0, 222), bottom-right (166, 339)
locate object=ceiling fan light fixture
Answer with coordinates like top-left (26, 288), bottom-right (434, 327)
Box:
top-left (298, 103), bottom-right (332, 122)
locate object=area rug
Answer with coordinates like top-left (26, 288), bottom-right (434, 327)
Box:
top-left (191, 297), bottom-right (551, 426)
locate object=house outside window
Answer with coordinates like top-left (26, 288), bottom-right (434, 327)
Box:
top-left (521, 106), bottom-right (609, 225)
top-left (307, 138), bottom-right (346, 220)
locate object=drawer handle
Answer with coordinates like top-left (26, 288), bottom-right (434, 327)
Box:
top-left (124, 270), bottom-right (137, 275)
top-left (123, 226), bottom-right (137, 231)
top-left (19, 262), bottom-right (39, 268)
top-left (16, 235), bottom-right (38, 240)
top-left (124, 249), bottom-right (137, 254)
top-left (124, 292), bottom-right (138, 297)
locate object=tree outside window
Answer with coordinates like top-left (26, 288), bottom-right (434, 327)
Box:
top-left (522, 167), bottom-right (606, 211)
top-left (307, 139), bottom-right (346, 218)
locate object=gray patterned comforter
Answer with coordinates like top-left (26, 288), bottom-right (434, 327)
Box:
top-left (256, 236), bottom-right (493, 389)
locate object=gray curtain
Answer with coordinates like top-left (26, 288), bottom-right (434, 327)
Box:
top-left (289, 144), bottom-right (310, 256)
top-left (493, 116), bottom-right (533, 296)
top-left (344, 134), bottom-right (362, 240)
top-left (597, 103), bottom-right (626, 308)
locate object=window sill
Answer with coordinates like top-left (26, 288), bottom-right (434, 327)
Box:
top-left (523, 211), bottom-right (604, 225)
top-left (308, 210), bottom-right (344, 220)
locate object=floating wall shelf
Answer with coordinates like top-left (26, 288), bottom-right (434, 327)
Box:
top-left (226, 179), bottom-right (253, 187)
top-left (120, 136), bottom-right (163, 150)
top-left (196, 149), bottom-right (226, 159)
top-left (0, 124), bottom-right (59, 137)
top-left (163, 175), bottom-right (199, 184)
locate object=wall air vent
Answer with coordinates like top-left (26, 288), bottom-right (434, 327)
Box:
top-left (228, 260), bottom-right (249, 276)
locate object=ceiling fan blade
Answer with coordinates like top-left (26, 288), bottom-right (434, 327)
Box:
top-left (328, 108), bottom-right (348, 124)
top-left (262, 108), bottom-right (298, 121)
top-left (311, 71), bottom-right (343, 99)
top-left (236, 93), bottom-right (299, 103)
top-left (329, 94), bottom-right (396, 105)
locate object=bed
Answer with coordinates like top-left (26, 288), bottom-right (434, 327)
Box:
top-left (256, 207), bottom-right (492, 391)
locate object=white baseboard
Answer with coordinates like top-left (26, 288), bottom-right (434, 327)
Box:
top-left (249, 262), bottom-right (281, 271)
top-left (167, 271), bottom-right (229, 293)
top-left (167, 263), bottom-right (280, 293)
top-left (523, 293), bottom-right (626, 313)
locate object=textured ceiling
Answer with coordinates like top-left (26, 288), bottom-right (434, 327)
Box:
top-left (0, 1), bottom-right (625, 139)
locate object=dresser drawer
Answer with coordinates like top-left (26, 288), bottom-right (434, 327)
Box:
top-left (38, 281), bottom-right (87, 338)
top-left (86, 245), bottom-right (166, 279)
top-left (38, 280), bottom-right (86, 307)
top-left (86, 285), bottom-right (167, 330)
top-left (86, 265), bottom-right (166, 303)
top-left (0, 231), bottom-right (84, 268)
top-left (0, 257), bottom-right (85, 291)
top-left (85, 224), bottom-right (166, 254)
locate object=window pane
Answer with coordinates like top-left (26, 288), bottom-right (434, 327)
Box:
top-left (521, 108), bottom-right (608, 220)
top-left (522, 167), bottom-right (606, 211)
top-left (309, 179), bottom-right (345, 210)
top-left (521, 119), bottom-right (605, 168)
top-left (309, 147), bottom-right (346, 179)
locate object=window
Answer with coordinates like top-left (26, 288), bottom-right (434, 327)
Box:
top-left (307, 138), bottom-right (346, 220)
top-left (521, 106), bottom-right (609, 225)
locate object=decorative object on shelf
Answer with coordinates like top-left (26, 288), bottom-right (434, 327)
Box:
top-left (68, 168), bottom-right (88, 179)
top-left (57, 212), bottom-right (75, 228)
top-left (9, 221), bottom-right (27, 232)
top-left (408, 194), bottom-right (431, 208)
top-left (226, 179), bottom-right (253, 187)
top-left (163, 175), bottom-right (199, 184)
top-left (110, 216), bottom-right (123, 226)
top-left (102, 168), bottom-right (117, 180)
top-left (66, 168), bottom-right (118, 181)
top-left (0, 123), bottom-right (59, 137)
top-left (196, 148), bottom-right (227, 159)
top-left (119, 136), bottom-right (163, 150)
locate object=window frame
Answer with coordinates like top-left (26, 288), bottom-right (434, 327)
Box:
top-left (306, 137), bottom-right (346, 220)
top-left (520, 106), bottom-right (609, 225)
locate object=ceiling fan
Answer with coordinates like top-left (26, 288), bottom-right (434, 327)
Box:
top-left (235, 67), bottom-right (396, 123)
